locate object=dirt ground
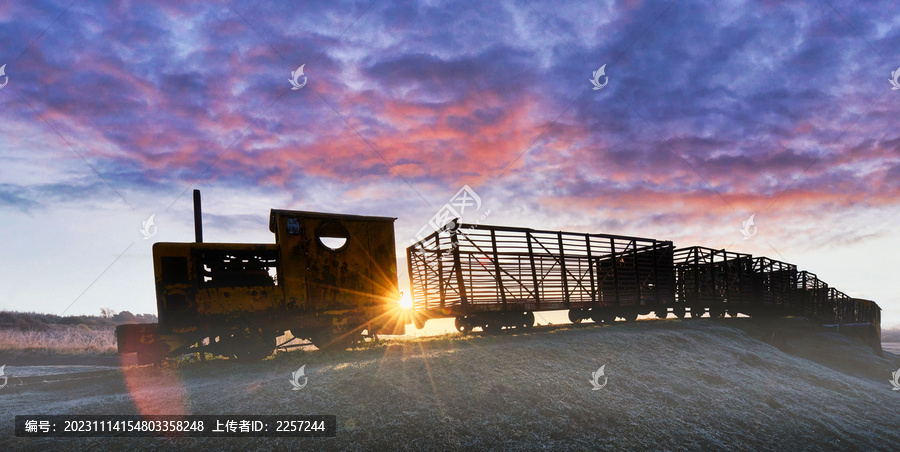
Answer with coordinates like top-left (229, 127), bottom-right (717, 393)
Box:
top-left (2, 318), bottom-right (899, 451)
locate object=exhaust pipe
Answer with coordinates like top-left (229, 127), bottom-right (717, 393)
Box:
top-left (193, 189), bottom-right (203, 243)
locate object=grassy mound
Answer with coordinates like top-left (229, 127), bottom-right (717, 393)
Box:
top-left (3, 318), bottom-right (899, 451)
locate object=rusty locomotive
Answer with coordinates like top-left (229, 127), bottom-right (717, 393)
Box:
top-left (116, 191), bottom-right (881, 363)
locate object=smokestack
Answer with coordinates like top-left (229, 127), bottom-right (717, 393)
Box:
top-left (193, 189), bottom-right (203, 243)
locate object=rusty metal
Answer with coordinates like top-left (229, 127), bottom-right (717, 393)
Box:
top-left (116, 201), bottom-right (407, 362)
top-left (193, 189), bottom-right (203, 243)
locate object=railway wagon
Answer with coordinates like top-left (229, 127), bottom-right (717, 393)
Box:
top-left (407, 220), bottom-right (675, 332)
top-left (847, 298), bottom-right (881, 344)
top-left (408, 222), bottom-right (881, 346)
top-left (826, 287), bottom-right (853, 323)
top-left (749, 257), bottom-right (799, 312)
top-left (673, 247), bottom-right (754, 319)
top-left (116, 191), bottom-right (408, 363)
top-left (797, 274), bottom-right (882, 352)
top-left (793, 270), bottom-right (874, 327)
top-left (796, 270), bottom-right (831, 320)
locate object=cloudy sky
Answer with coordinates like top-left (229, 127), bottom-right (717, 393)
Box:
top-left (1, 0), bottom-right (898, 327)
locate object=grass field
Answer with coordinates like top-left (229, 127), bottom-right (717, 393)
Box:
top-left (0, 325), bottom-right (117, 356)
top-left (2, 318), bottom-right (899, 451)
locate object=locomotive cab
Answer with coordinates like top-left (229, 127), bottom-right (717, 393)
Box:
top-left (117, 191), bottom-right (408, 363)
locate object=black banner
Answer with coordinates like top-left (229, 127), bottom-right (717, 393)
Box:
top-left (15, 415), bottom-right (336, 437)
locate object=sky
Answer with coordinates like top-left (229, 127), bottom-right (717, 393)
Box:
top-left (1, 0), bottom-right (899, 328)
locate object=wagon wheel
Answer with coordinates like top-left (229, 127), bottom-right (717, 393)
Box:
top-left (483, 322), bottom-right (503, 334)
top-left (568, 309), bottom-right (583, 324)
top-left (690, 307), bottom-right (706, 319)
top-left (454, 317), bottom-right (471, 334)
top-left (229, 332), bottom-right (276, 361)
top-left (709, 307), bottom-right (725, 319)
top-left (727, 309), bottom-right (739, 318)
top-left (622, 311), bottom-right (638, 322)
top-left (522, 311), bottom-right (535, 329)
top-left (595, 311), bottom-right (616, 324)
top-left (655, 308), bottom-right (668, 319)
top-left (309, 328), bottom-right (359, 351)
top-left (673, 307), bottom-right (686, 319)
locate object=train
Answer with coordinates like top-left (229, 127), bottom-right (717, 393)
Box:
top-left (116, 191), bottom-right (882, 363)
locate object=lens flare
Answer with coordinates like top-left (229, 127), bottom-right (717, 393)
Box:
top-left (399, 291), bottom-right (413, 309)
